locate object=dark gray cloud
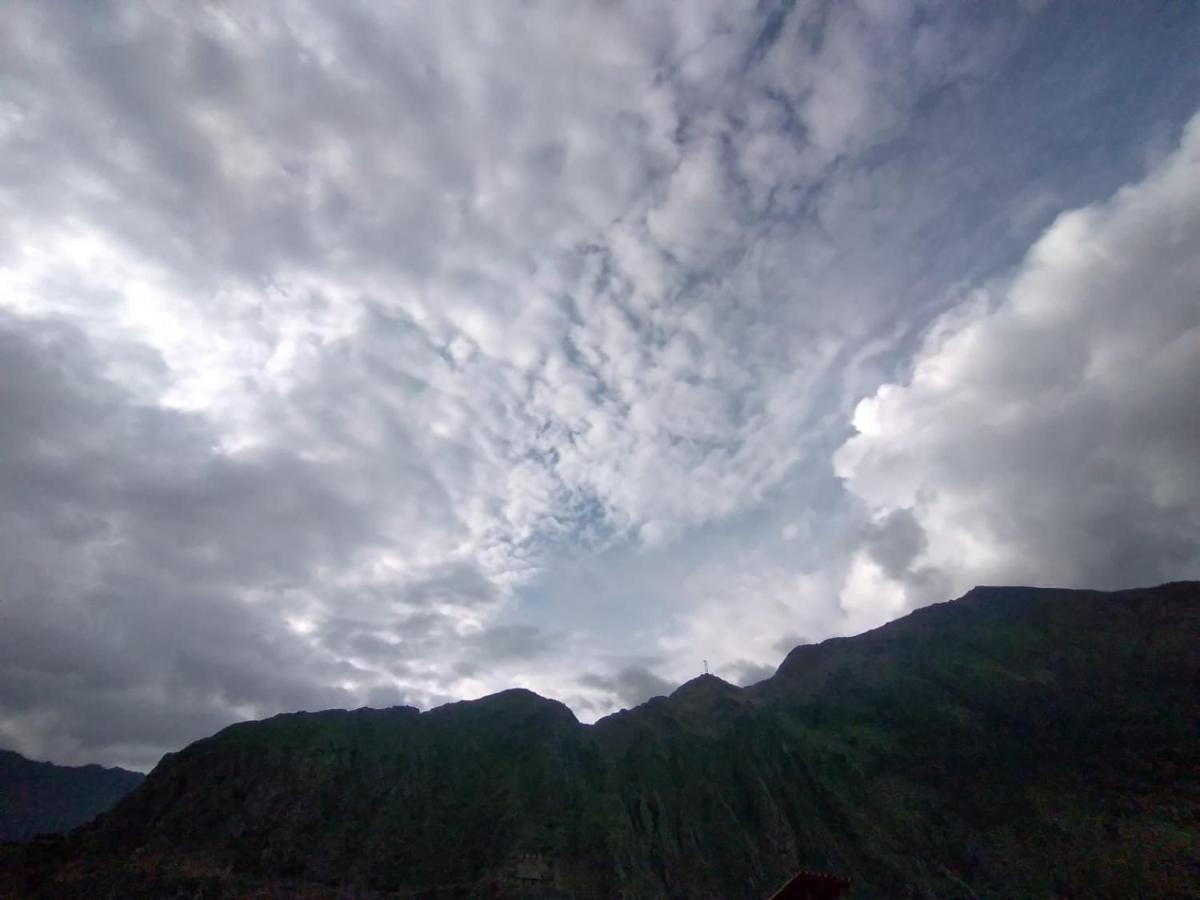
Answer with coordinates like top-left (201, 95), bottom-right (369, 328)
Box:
top-left (579, 666), bottom-right (674, 710)
top-left (725, 660), bottom-right (776, 687)
top-left (0, 312), bottom-right (372, 766)
top-left (859, 509), bottom-right (926, 581)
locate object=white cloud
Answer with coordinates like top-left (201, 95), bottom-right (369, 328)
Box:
top-left (834, 112), bottom-right (1200, 628)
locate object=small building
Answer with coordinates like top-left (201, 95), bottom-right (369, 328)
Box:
top-left (768, 867), bottom-right (851, 900)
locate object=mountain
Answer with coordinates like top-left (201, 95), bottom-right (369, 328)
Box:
top-left (2, 582), bottom-right (1197, 898)
top-left (0, 749), bottom-right (143, 842)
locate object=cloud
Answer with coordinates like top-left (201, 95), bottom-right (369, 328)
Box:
top-left (834, 112), bottom-right (1200, 628)
top-left (726, 660), bottom-right (776, 687)
top-left (579, 666), bottom-right (674, 710)
top-left (0, 1), bottom-right (1197, 768)
top-left (0, 311), bottom-right (387, 767)
top-left (858, 508), bottom-right (927, 580)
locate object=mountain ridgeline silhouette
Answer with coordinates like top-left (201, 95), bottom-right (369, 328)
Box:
top-left (0, 750), bottom-right (143, 842)
top-left (2, 583), bottom-right (1197, 898)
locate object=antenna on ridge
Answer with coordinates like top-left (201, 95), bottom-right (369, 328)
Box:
top-left (703, 659), bottom-right (708, 675)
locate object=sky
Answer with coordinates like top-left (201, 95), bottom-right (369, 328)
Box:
top-left (0, 1), bottom-right (1197, 771)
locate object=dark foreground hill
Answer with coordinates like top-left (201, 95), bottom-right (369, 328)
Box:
top-left (0, 749), bottom-right (143, 842)
top-left (2, 583), bottom-right (1197, 898)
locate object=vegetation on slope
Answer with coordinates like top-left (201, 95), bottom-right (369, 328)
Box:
top-left (2, 582), bottom-right (1196, 898)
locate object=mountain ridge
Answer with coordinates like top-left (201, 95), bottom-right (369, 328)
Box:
top-left (0, 749), bottom-right (144, 843)
top-left (2, 581), bottom-right (1197, 898)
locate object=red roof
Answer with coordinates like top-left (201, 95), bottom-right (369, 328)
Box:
top-left (767, 868), bottom-right (851, 900)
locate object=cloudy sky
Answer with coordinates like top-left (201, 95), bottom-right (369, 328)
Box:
top-left (1, 1), bottom-right (1197, 771)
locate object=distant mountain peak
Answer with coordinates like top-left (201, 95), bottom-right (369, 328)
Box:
top-left (668, 671), bottom-right (739, 701)
top-left (430, 686), bottom-right (580, 726)
top-left (0, 748), bottom-right (144, 842)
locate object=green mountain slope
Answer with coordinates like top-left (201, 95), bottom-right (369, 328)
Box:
top-left (0, 749), bottom-right (143, 842)
top-left (3, 582), bottom-right (1197, 898)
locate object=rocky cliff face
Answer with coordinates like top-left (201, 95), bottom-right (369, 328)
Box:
top-left (3, 582), bottom-right (1197, 898)
top-left (0, 749), bottom-right (143, 842)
